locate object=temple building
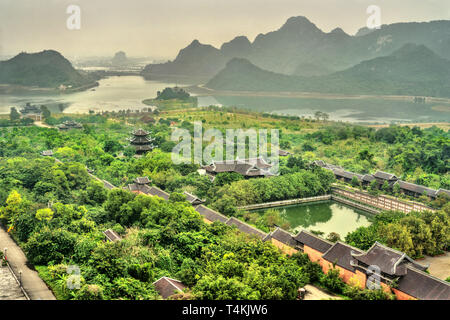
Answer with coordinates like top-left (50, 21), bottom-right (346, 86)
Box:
top-left (20, 104), bottom-right (42, 121)
top-left (194, 205), bottom-right (229, 224)
top-left (190, 202), bottom-right (450, 300)
top-left (58, 120), bottom-right (83, 130)
top-left (312, 160), bottom-right (450, 199)
top-left (40, 150), bottom-right (53, 157)
top-left (153, 277), bottom-right (188, 299)
top-left (102, 229), bottom-right (121, 242)
top-left (203, 157), bottom-right (274, 180)
top-left (183, 191), bottom-right (205, 205)
top-left (129, 128), bottom-right (155, 155)
top-left (124, 176), bottom-right (152, 194)
top-left (123, 176), bottom-right (170, 200)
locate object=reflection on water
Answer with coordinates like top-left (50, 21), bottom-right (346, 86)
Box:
top-left (197, 95), bottom-right (450, 123)
top-left (0, 76), bottom-right (177, 114)
top-left (255, 201), bottom-right (373, 238)
top-left (2, 75), bottom-right (449, 123)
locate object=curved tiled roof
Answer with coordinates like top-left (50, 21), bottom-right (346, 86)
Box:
top-left (268, 227), bottom-right (297, 247)
top-left (153, 277), bottom-right (187, 299)
top-left (132, 128), bottom-right (149, 136)
top-left (194, 205), bottom-right (228, 223)
top-left (203, 158), bottom-right (273, 177)
top-left (183, 191), bottom-right (204, 205)
top-left (395, 180), bottom-right (437, 197)
top-left (135, 176), bottom-right (151, 184)
top-left (373, 171), bottom-right (398, 181)
top-left (396, 266), bottom-right (450, 300)
top-left (294, 230), bottom-right (333, 253)
top-left (351, 242), bottom-right (428, 276)
top-left (322, 241), bottom-right (363, 272)
top-left (225, 217), bottom-right (268, 240)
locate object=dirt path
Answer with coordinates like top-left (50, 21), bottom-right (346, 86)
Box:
top-left (416, 252), bottom-right (450, 280)
top-left (34, 121), bottom-right (54, 129)
top-left (0, 227), bottom-right (56, 300)
top-left (303, 284), bottom-right (341, 300)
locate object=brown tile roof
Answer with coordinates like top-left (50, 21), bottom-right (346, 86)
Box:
top-left (204, 158), bottom-right (273, 177)
top-left (135, 176), bottom-right (151, 185)
top-left (322, 241), bottom-right (363, 272)
top-left (145, 186), bottom-right (170, 201)
top-left (396, 267), bottom-right (450, 300)
top-left (194, 205), bottom-right (228, 223)
top-left (183, 191), bottom-right (204, 205)
top-left (133, 145), bottom-right (153, 151)
top-left (126, 184), bottom-right (139, 192)
top-left (293, 230), bottom-right (333, 253)
top-left (351, 242), bottom-right (427, 276)
top-left (334, 170), bottom-right (363, 180)
top-left (362, 174), bottom-right (376, 182)
top-left (103, 229), bottom-right (121, 242)
top-left (269, 227), bottom-right (297, 247)
top-left (225, 217), bottom-right (268, 240)
top-left (153, 277), bottom-right (188, 299)
top-left (103, 180), bottom-right (116, 190)
top-left (395, 180), bottom-right (437, 197)
top-left (373, 171), bottom-right (398, 181)
top-left (132, 128), bottom-right (149, 136)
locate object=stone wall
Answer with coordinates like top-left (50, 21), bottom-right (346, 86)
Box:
top-left (332, 187), bottom-right (432, 213)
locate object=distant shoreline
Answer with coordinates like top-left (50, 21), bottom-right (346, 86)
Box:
top-left (185, 85), bottom-right (450, 104)
top-left (0, 81), bottom-right (99, 96)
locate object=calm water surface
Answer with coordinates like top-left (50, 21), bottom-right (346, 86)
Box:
top-left (0, 76), bottom-right (176, 114)
top-left (2, 75), bottom-right (448, 123)
top-left (255, 201), bottom-right (374, 238)
top-left (197, 95), bottom-right (450, 123)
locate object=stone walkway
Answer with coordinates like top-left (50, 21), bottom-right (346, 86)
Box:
top-left (0, 266), bottom-right (26, 300)
top-left (0, 227), bottom-right (55, 300)
top-left (416, 252), bottom-right (450, 280)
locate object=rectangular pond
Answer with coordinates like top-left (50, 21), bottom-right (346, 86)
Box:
top-left (253, 200), bottom-right (374, 239)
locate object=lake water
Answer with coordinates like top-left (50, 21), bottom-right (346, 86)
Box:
top-left (1, 75), bottom-right (449, 123)
top-left (255, 200), bottom-right (373, 238)
top-left (197, 95), bottom-right (450, 123)
top-left (0, 76), bottom-right (176, 114)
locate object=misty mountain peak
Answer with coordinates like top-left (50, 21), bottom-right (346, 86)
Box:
top-left (330, 27), bottom-right (348, 36)
top-left (280, 16), bottom-right (319, 32)
top-left (355, 27), bottom-right (374, 37)
top-left (220, 36), bottom-right (252, 58)
top-left (189, 39), bottom-right (201, 47)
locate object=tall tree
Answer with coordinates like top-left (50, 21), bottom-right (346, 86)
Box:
top-left (10, 107), bottom-right (21, 121)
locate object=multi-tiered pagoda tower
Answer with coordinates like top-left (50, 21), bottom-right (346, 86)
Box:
top-left (129, 128), bottom-right (155, 155)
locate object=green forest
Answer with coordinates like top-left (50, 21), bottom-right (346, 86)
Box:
top-left (0, 106), bottom-right (448, 300)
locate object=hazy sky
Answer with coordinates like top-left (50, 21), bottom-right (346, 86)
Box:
top-left (1, 0), bottom-right (449, 60)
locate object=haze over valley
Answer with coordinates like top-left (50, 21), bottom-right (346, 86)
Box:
top-left (1, 3), bottom-right (450, 123)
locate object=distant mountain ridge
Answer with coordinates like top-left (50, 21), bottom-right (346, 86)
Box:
top-left (0, 50), bottom-right (96, 89)
top-left (141, 16), bottom-right (450, 81)
top-left (206, 44), bottom-right (450, 97)
top-left (142, 40), bottom-right (228, 81)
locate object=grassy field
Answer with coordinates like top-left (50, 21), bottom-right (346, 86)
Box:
top-left (163, 108), bottom-right (323, 135)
